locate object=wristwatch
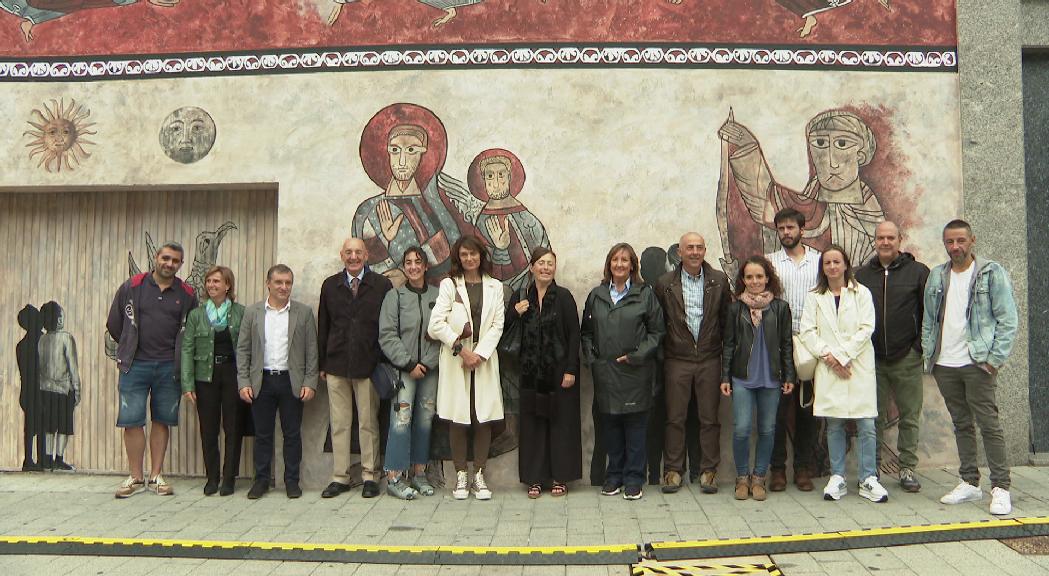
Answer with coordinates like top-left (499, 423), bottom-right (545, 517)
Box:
top-left (452, 342), bottom-right (463, 356)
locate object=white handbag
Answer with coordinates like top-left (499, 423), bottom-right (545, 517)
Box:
top-left (792, 334), bottom-right (818, 383)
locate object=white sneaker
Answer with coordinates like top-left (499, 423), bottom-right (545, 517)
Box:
top-left (472, 469), bottom-right (492, 500)
top-left (859, 476), bottom-right (889, 503)
top-left (823, 474), bottom-right (847, 501)
top-left (452, 470), bottom-right (469, 500)
top-left (990, 487), bottom-right (1012, 515)
top-left (940, 481), bottom-right (983, 505)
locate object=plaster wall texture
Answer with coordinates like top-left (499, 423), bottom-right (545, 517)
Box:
top-left (0, 68), bottom-right (969, 486)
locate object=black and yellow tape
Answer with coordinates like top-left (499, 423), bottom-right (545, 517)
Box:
top-left (647, 517), bottom-right (1048, 560)
top-left (632, 560), bottom-right (783, 575)
top-left (3, 516), bottom-right (1048, 565)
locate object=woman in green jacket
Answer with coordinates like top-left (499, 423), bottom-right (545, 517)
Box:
top-left (181, 266), bottom-right (247, 496)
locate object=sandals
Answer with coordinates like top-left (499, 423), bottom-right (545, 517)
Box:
top-left (551, 482), bottom-right (567, 497)
top-left (527, 484), bottom-right (542, 499)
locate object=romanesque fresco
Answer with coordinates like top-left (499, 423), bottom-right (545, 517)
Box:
top-left (23, 98), bottom-right (95, 172)
top-left (0, 0), bottom-right (956, 59)
top-left (158, 106), bottom-right (216, 164)
top-left (127, 222), bottom-right (237, 299)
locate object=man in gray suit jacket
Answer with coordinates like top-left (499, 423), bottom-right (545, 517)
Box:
top-left (237, 264), bottom-right (318, 499)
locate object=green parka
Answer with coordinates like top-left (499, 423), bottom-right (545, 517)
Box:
top-left (180, 302), bottom-right (245, 393)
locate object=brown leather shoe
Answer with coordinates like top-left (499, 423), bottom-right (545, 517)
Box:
top-left (751, 476), bottom-right (767, 501)
top-left (699, 470), bottom-right (718, 494)
top-left (769, 468), bottom-right (787, 492)
top-left (794, 467), bottom-right (814, 492)
top-left (734, 476), bottom-right (749, 500)
top-left (661, 471), bottom-right (683, 494)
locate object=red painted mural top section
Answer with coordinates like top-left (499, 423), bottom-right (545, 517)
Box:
top-left (0, 0), bottom-right (956, 58)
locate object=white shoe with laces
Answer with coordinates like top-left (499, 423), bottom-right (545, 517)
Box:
top-left (472, 469), bottom-right (492, 500)
top-left (990, 487), bottom-right (1012, 515)
top-left (453, 470), bottom-right (469, 500)
top-left (823, 474), bottom-right (847, 501)
top-left (859, 476), bottom-right (889, 503)
top-left (940, 481), bottom-right (983, 505)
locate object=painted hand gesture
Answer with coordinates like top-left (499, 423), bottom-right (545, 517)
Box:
top-left (485, 217), bottom-right (511, 250)
top-left (718, 118), bottom-right (756, 148)
top-left (377, 199), bottom-right (405, 243)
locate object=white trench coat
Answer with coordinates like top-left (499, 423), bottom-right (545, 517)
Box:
top-left (427, 275), bottom-right (506, 425)
top-left (798, 281), bottom-right (877, 419)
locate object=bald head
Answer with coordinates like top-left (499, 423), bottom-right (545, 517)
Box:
top-left (874, 220), bottom-right (902, 267)
top-left (679, 232), bottom-right (707, 276)
top-left (341, 237), bottom-right (368, 275)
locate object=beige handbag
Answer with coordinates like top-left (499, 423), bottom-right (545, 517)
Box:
top-left (792, 334), bottom-right (817, 383)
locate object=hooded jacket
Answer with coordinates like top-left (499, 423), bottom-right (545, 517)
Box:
top-left (855, 252), bottom-right (930, 361)
top-left (921, 256), bottom-right (1018, 372)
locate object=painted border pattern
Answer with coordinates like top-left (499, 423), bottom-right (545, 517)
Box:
top-left (0, 44), bottom-right (957, 81)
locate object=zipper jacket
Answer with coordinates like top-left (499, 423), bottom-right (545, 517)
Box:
top-left (855, 252), bottom-right (930, 361)
top-left (720, 298), bottom-right (796, 384)
top-left (378, 284), bottom-right (441, 372)
top-left (920, 256), bottom-right (1018, 372)
top-left (105, 273), bottom-right (198, 375)
top-left (653, 261), bottom-right (732, 364)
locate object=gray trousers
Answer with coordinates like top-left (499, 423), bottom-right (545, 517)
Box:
top-left (932, 364), bottom-right (1010, 490)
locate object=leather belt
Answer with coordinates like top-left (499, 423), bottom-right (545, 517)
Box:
top-left (263, 369), bottom-right (289, 376)
top-left (214, 355), bottom-right (233, 364)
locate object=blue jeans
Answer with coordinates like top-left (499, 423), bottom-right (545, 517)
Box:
top-left (116, 360), bottom-right (180, 427)
top-left (731, 386), bottom-right (780, 477)
top-left (826, 417), bottom-right (877, 481)
top-left (384, 371), bottom-right (438, 472)
top-left (603, 411), bottom-right (648, 489)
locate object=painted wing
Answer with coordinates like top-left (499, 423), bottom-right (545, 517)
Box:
top-left (438, 171), bottom-right (484, 225)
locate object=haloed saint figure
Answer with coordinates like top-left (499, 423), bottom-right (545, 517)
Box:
top-left (159, 106), bottom-right (217, 164)
top-left (24, 98), bottom-right (97, 173)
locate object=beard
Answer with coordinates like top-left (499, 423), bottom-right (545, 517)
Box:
top-left (779, 234), bottom-right (801, 249)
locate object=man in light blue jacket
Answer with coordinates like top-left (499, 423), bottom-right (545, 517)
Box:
top-left (921, 219), bottom-right (1018, 516)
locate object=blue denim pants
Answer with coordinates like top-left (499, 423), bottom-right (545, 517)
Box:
top-left (731, 385), bottom-right (781, 477)
top-left (826, 417), bottom-right (877, 481)
top-left (384, 371), bottom-right (438, 473)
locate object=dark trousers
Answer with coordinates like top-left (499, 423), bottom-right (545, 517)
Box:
top-left (196, 361), bottom-right (245, 484)
top-left (646, 384), bottom-right (703, 484)
top-left (252, 372), bottom-right (302, 484)
top-left (664, 358), bottom-right (721, 473)
top-left (604, 410), bottom-right (648, 489)
top-left (771, 381), bottom-right (817, 472)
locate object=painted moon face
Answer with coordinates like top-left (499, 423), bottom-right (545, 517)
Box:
top-left (159, 106), bottom-right (216, 164)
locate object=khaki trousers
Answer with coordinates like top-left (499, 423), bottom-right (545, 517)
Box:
top-left (663, 357), bottom-right (721, 474)
top-left (328, 374), bottom-right (380, 483)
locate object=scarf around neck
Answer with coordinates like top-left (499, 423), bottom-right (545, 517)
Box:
top-left (206, 299), bottom-right (231, 331)
top-left (739, 291), bottom-right (773, 327)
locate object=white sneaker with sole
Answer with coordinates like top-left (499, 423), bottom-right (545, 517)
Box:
top-left (859, 476), bottom-right (889, 503)
top-left (990, 487), bottom-right (1012, 515)
top-left (823, 474), bottom-right (847, 501)
top-left (453, 470), bottom-right (470, 500)
top-left (940, 481), bottom-right (982, 505)
top-left (472, 469), bottom-right (492, 500)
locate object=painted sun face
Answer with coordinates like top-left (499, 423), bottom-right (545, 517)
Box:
top-left (159, 106), bottom-right (217, 164)
top-left (482, 159), bottom-right (512, 200)
top-left (24, 98), bottom-right (97, 173)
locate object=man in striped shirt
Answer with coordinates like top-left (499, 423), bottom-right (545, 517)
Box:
top-left (765, 208), bottom-right (821, 492)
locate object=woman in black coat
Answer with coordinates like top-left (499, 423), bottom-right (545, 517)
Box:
top-left (506, 247), bottom-right (581, 498)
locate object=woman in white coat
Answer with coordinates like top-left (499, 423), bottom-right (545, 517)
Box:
top-left (798, 245), bottom-right (888, 504)
top-left (428, 236), bottom-right (505, 501)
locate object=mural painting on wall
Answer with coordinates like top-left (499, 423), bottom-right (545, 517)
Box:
top-left (0, 0), bottom-right (956, 65)
top-left (352, 103), bottom-right (550, 290)
top-left (159, 106), bottom-right (216, 164)
top-left (24, 98), bottom-right (96, 173)
top-left (127, 221), bottom-right (237, 300)
top-left (17, 301), bottom-right (81, 472)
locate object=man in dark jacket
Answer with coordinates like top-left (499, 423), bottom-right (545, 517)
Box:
top-left (106, 242), bottom-right (198, 499)
top-left (855, 221), bottom-right (929, 493)
top-left (655, 232), bottom-right (732, 494)
top-left (320, 237), bottom-right (393, 499)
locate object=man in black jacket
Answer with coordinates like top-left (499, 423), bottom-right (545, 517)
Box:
top-left (855, 221), bottom-right (930, 493)
top-left (319, 237), bottom-right (393, 499)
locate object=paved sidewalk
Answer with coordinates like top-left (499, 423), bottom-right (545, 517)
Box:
top-left (2, 466), bottom-right (1049, 575)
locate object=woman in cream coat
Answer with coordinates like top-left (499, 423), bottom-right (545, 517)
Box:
top-left (428, 236), bottom-right (505, 501)
top-left (798, 245), bottom-right (888, 504)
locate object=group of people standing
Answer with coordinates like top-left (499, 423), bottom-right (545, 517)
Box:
top-left (104, 207), bottom-right (1018, 516)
